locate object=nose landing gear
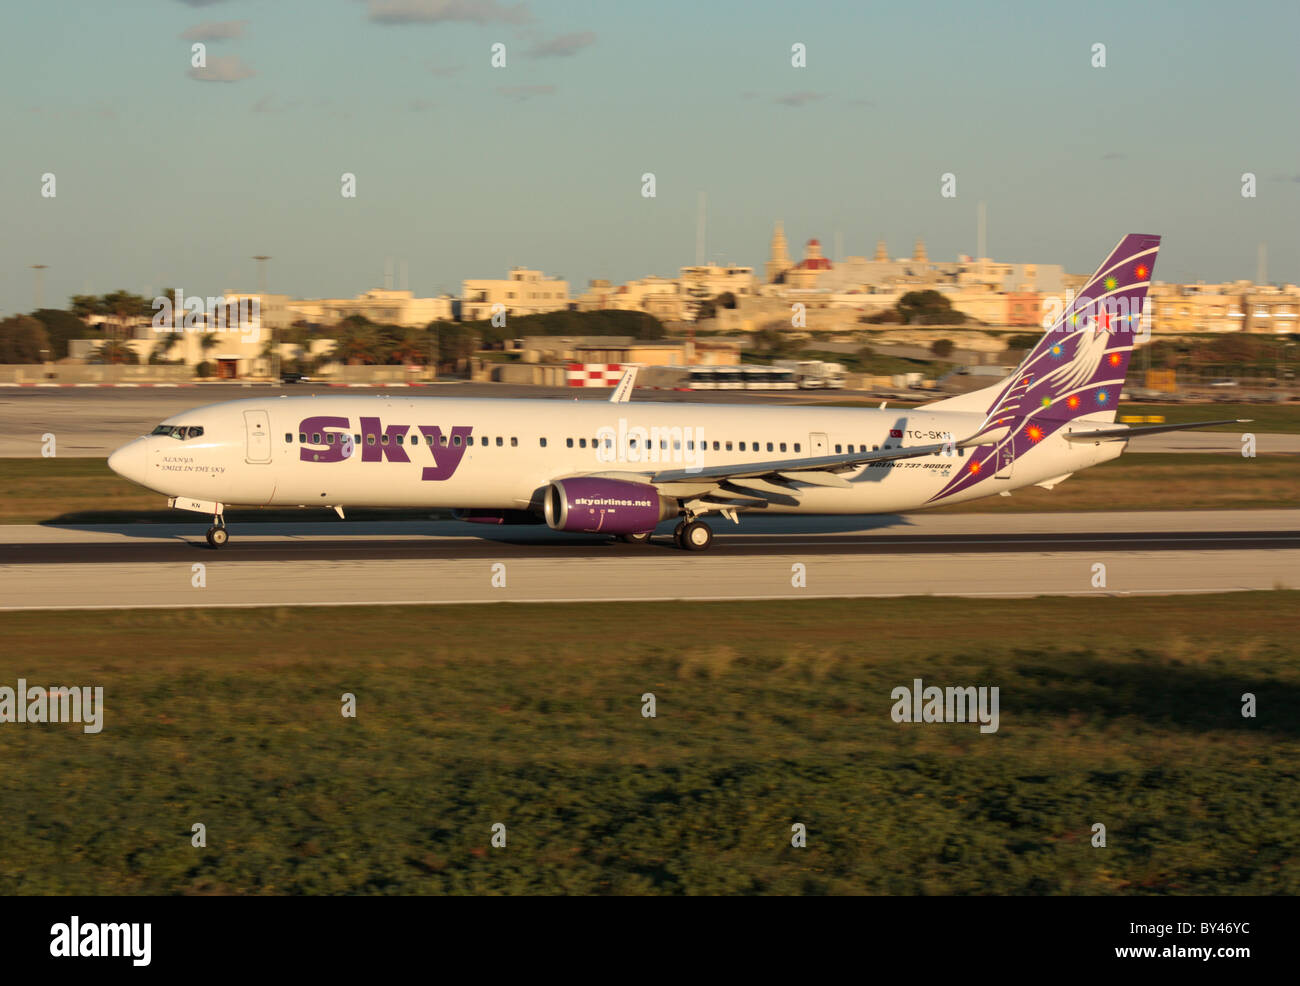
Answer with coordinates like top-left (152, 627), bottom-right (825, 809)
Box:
top-left (205, 514), bottom-right (228, 549)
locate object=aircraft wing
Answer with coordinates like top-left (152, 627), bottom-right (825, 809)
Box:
top-left (611, 424), bottom-right (1011, 511)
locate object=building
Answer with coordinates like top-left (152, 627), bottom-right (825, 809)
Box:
top-left (288, 289), bottom-right (454, 328)
top-left (461, 268), bottom-right (570, 321)
top-left (765, 221), bottom-right (794, 284)
top-left (784, 239), bottom-right (833, 291)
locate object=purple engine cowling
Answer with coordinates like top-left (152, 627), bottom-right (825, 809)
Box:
top-left (544, 478), bottom-right (673, 535)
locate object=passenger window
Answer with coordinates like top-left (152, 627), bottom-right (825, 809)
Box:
top-left (540, 437), bottom-right (547, 447)
top-left (496, 437), bottom-right (503, 447)
top-left (354, 434), bottom-right (361, 445)
top-left (382, 434), bottom-right (391, 446)
top-left (440, 435), bottom-right (449, 447)
top-left (766, 442), bottom-right (774, 452)
top-left (298, 433), bottom-right (306, 443)
top-left (453, 435), bottom-right (462, 447)
top-left (579, 438), bottom-right (586, 448)
top-left (794, 443), bottom-right (800, 452)
top-left (312, 433), bottom-right (321, 444)
top-left (725, 441), bottom-right (733, 451)
top-left (511, 437), bottom-right (518, 447)
top-left (326, 433), bottom-right (336, 444)
top-left (780, 443), bottom-right (787, 452)
top-left (873, 445), bottom-right (879, 452)
top-left (366, 435), bottom-right (376, 446)
top-left (285, 433), bottom-right (292, 443)
top-left (567, 438), bottom-right (574, 448)
top-left (712, 441), bottom-right (720, 451)
top-left (739, 442), bottom-right (746, 451)
top-left (835, 444), bottom-right (842, 453)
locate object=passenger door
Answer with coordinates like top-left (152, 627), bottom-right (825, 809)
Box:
top-left (809, 432), bottom-right (828, 455)
top-left (244, 410), bottom-right (272, 464)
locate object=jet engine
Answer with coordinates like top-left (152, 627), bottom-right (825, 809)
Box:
top-left (544, 478), bottom-right (675, 535)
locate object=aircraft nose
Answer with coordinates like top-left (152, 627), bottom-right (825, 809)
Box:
top-left (107, 438), bottom-right (150, 485)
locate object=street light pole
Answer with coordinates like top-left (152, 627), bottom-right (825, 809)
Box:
top-left (30, 265), bottom-right (48, 311)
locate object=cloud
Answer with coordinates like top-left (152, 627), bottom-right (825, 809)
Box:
top-left (409, 98), bottom-right (436, 111)
top-left (180, 20), bottom-right (249, 41)
top-left (774, 91), bottom-right (824, 107)
top-left (495, 84), bottom-right (555, 100)
top-left (525, 31), bottom-right (595, 58)
top-left (426, 61), bottom-right (464, 77)
top-left (188, 54), bottom-right (255, 82)
top-left (363, 0), bottom-right (532, 25)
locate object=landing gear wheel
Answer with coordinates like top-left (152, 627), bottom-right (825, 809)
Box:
top-left (673, 521), bottom-right (687, 548)
top-left (620, 531), bottom-right (652, 544)
top-left (206, 526), bottom-right (229, 549)
top-left (681, 520), bottom-right (713, 552)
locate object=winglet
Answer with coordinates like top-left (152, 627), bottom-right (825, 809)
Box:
top-left (609, 365), bottom-right (638, 403)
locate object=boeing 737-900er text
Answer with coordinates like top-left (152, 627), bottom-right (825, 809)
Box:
top-left (109, 235), bottom-right (1242, 551)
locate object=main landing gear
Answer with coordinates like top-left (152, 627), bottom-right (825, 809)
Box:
top-left (205, 515), bottom-right (229, 549)
top-left (673, 518), bottom-right (713, 552)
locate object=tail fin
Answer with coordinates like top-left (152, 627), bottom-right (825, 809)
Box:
top-left (981, 233), bottom-right (1160, 428)
top-left (923, 234), bottom-right (1160, 503)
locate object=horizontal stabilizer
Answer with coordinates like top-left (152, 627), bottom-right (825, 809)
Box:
top-left (1063, 418), bottom-right (1247, 443)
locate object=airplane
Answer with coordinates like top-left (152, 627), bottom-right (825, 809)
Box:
top-left (108, 234), bottom-right (1243, 551)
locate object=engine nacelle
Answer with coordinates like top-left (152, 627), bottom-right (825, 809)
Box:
top-left (544, 478), bottom-right (675, 535)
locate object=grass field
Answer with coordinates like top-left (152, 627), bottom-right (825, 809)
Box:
top-left (1, 595), bottom-right (1297, 894)
top-left (0, 452), bottom-right (1295, 524)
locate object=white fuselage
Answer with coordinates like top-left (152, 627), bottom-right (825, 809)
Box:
top-left (108, 395), bottom-right (1124, 516)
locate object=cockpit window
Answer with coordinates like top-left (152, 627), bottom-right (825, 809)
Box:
top-left (151, 424), bottom-right (204, 440)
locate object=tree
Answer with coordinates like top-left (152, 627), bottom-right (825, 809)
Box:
top-left (93, 339), bottom-right (138, 364)
top-left (333, 318), bottom-right (382, 365)
top-left (930, 338), bottom-right (955, 358)
top-left (383, 327), bottom-right (426, 365)
top-left (31, 309), bottom-right (90, 359)
top-left (0, 316), bottom-right (51, 363)
top-left (897, 290), bottom-right (960, 326)
top-left (715, 292), bottom-right (738, 310)
top-left (69, 295), bottom-right (104, 320)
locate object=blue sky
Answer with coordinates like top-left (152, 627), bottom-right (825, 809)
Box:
top-left (2, 0), bottom-right (1297, 315)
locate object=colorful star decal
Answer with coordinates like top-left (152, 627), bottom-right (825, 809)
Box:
top-left (1025, 424), bottom-right (1044, 443)
top-left (1135, 263), bottom-right (1149, 280)
top-left (969, 461), bottom-right (982, 474)
top-left (1041, 396), bottom-right (1052, 408)
top-left (1104, 275), bottom-right (1118, 291)
top-left (1108, 352), bottom-right (1122, 366)
top-left (1097, 389), bottom-right (1109, 404)
top-left (1049, 343), bottom-right (1064, 358)
top-left (1067, 394), bottom-right (1080, 410)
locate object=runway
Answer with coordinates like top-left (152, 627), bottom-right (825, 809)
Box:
top-left (2, 511), bottom-right (1296, 609)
